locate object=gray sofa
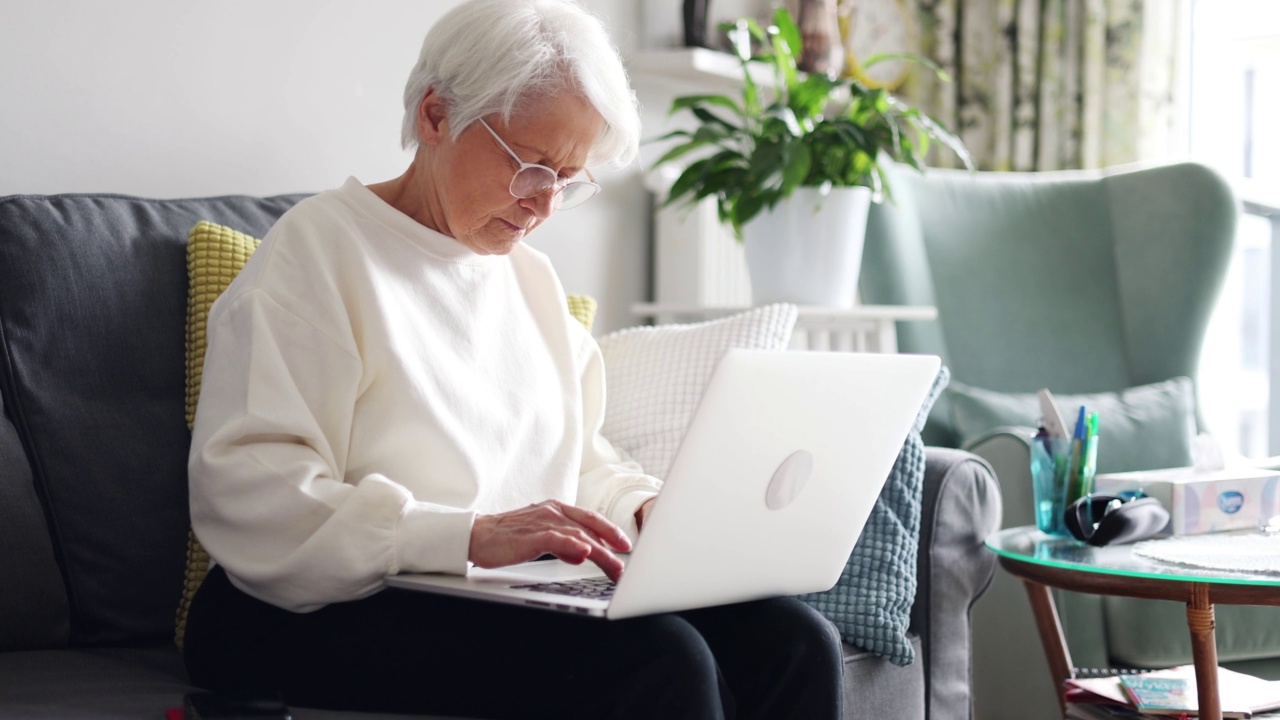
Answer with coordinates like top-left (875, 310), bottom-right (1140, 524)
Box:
top-left (0, 191), bottom-right (1003, 719)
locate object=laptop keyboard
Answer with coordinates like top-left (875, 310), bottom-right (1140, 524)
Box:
top-left (510, 577), bottom-right (616, 600)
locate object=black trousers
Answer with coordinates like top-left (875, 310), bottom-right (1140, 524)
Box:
top-left (185, 565), bottom-right (844, 719)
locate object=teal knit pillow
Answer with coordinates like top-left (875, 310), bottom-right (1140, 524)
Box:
top-left (798, 365), bottom-right (950, 666)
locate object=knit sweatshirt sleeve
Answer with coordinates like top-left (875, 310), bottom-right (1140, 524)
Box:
top-left (188, 288), bottom-right (475, 613)
top-left (570, 323), bottom-right (662, 541)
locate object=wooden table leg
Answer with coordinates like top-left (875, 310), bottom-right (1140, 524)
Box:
top-left (1022, 579), bottom-right (1074, 715)
top-left (1188, 583), bottom-right (1221, 720)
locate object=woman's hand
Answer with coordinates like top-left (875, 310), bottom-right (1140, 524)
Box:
top-left (469, 500), bottom-right (632, 582)
top-left (635, 497), bottom-right (657, 532)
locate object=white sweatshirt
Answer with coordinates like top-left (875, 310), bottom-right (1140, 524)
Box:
top-left (189, 177), bottom-right (661, 613)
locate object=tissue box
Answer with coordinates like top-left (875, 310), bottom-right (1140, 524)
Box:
top-left (1094, 466), bottom-right (1280, 535)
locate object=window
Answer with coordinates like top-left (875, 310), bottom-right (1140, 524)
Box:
top-left (1190, 0), bottom-right (1280, 460)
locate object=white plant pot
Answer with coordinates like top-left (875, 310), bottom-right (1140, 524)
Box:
top-left (741, 186), bottom-right (873, 308)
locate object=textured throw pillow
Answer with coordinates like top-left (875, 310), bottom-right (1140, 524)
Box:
top-left (566, 294), bottom-right (597, 334)
top-left (173, 219), bottom-right (600, 648)
top-left (598, 304), bottom-right (799, 480)
top-left (175, 221), bottom-right (260, 650)
top-left (798, 365), bottom-right (951, 666)
top-left (947, 376), bottom-right (1198, 473)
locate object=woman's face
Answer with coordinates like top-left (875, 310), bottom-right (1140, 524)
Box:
top-left (428, 92), bottom-right (604, 256)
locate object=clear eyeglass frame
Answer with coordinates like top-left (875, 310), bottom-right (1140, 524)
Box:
top-left (477, 119), bottom-right (599, 210)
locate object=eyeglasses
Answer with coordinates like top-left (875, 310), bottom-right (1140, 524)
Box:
top-left (477, 119), bottom-right (600, 210)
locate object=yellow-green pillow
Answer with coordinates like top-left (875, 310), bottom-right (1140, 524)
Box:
top-left (174, 219), bottom-right (598, 648)
top-left (176, 221), bottom-right (260, 649)
top-left (566, 294), bottom-right (597, 333)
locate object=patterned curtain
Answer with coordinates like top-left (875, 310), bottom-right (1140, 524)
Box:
top-left (901, 0), bottom-right (1190, 171)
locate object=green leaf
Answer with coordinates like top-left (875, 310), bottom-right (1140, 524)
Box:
top-left (652, 126), bottom-right (739, 168)
top-left (653, 139), bottom-right (711, 168)
top-left (671, 94), bottom-right (743, 118)
top-left (788, 74), bottom-right (835, 121)
top-left (748, 139), bottom-right (787, 184)
top-left (831, 122), bottom-right (870, 152)
top-left (692, 124), bottom-right (732, 142)
top-left (768, 31), bottom-right (799, 92)
top-left (649, 129), bottom-right (691, 142)
top-left (914, 113), bottom-right (975, 170)
top-left (872, 90), bottom-right (890, 114)
top-left (772, 7), bottom-right (802, 67)
top-left (781, 143), bottom-right (813, 195)
top-left (690, 106), bottom-right (740, 131)
top-left (765, 106), bottom-right (803, 137)
top-left (863, 51), bottom-right (953, 83)
top-left (731, 191), bottom-right (769, 234)
top-left (663, 156), bottom-right (714, 206)
top-left (696, 166), bottom-right (750, 199)
top-left (653, 141), bottom-right (699, 168)
top-left (702, 149), bottom-right (750, 174)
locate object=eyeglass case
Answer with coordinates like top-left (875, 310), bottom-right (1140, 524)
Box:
top-left (1065, 494), bottom-right (1170, 547)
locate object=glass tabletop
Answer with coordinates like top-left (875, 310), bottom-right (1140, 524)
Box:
top-left (986, 526), bottom-right (1280, 587)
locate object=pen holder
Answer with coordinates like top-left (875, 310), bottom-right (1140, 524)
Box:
top-left (1031, 436), bottom-right (1073, 537)
top-left (1031, 433), bottom-right (1099, 537)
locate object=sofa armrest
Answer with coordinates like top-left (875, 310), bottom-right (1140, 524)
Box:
top-left (910, 447), bottom-right (1002, 720)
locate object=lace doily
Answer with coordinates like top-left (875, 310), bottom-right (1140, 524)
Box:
top-left (1133, 533), bottom-right (1280, 574)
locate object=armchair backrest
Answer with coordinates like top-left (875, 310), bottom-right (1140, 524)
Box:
top-left (861, 161), bottom-right (1237, 446)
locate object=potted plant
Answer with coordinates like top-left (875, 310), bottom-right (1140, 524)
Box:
top-left (654, 7), bottom-right (973, 307)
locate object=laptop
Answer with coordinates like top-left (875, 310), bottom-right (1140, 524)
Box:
top-left (385, 349), bottom-right (940, 619)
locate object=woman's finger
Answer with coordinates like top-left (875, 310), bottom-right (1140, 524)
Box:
top-left (556, 502), bottom-right (632, 552)
top-left (538, 529), bottom-right (625, 581)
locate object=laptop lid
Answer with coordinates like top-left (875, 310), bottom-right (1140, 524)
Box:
top-left (604, 349), bottom-right (939, 618)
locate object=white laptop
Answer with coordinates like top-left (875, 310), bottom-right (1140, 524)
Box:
top-left (385, 349), bottom-right (940, 620)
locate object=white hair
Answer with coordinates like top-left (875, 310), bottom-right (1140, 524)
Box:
top-left (400, 0), bottom-right (640, 169)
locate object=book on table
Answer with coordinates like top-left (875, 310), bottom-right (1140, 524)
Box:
top-left (1063, 665), bottom-right (1280, 718)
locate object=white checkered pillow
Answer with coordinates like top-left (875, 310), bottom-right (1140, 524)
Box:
top-left (598, 304), bottom-right (798, 479)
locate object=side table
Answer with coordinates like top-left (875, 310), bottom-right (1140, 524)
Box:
top-left (986, 527), bottom-right (1280, 720)
top-left (630, 303), bottom-right (937, 353)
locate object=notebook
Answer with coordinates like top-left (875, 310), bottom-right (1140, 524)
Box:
top-left (385, 349), bottom-right (941, 620)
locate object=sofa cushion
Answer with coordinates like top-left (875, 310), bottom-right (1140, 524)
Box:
top-left (0, 645), bottom-right (191, 719)
top-left (841, 637), bottom-right (924, 719)
top-left (0, 193), bottom-right (305, 646)
top-left (0, 386), bottom-right (70, 651)
top-left (947, 376), bottom-right (1198, 473)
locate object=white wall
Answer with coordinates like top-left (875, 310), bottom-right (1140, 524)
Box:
top-left (0, 0), bottom-right (651, 333)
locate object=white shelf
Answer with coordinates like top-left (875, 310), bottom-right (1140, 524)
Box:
top-left (628, 47), bottom-right (775, 90)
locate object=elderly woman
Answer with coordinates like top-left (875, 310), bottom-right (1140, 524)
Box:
top-left (183, 1), bottom-right (842, 717)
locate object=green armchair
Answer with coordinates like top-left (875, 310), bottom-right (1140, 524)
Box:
top-left (860, 160), bottom-right (1280, 720)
